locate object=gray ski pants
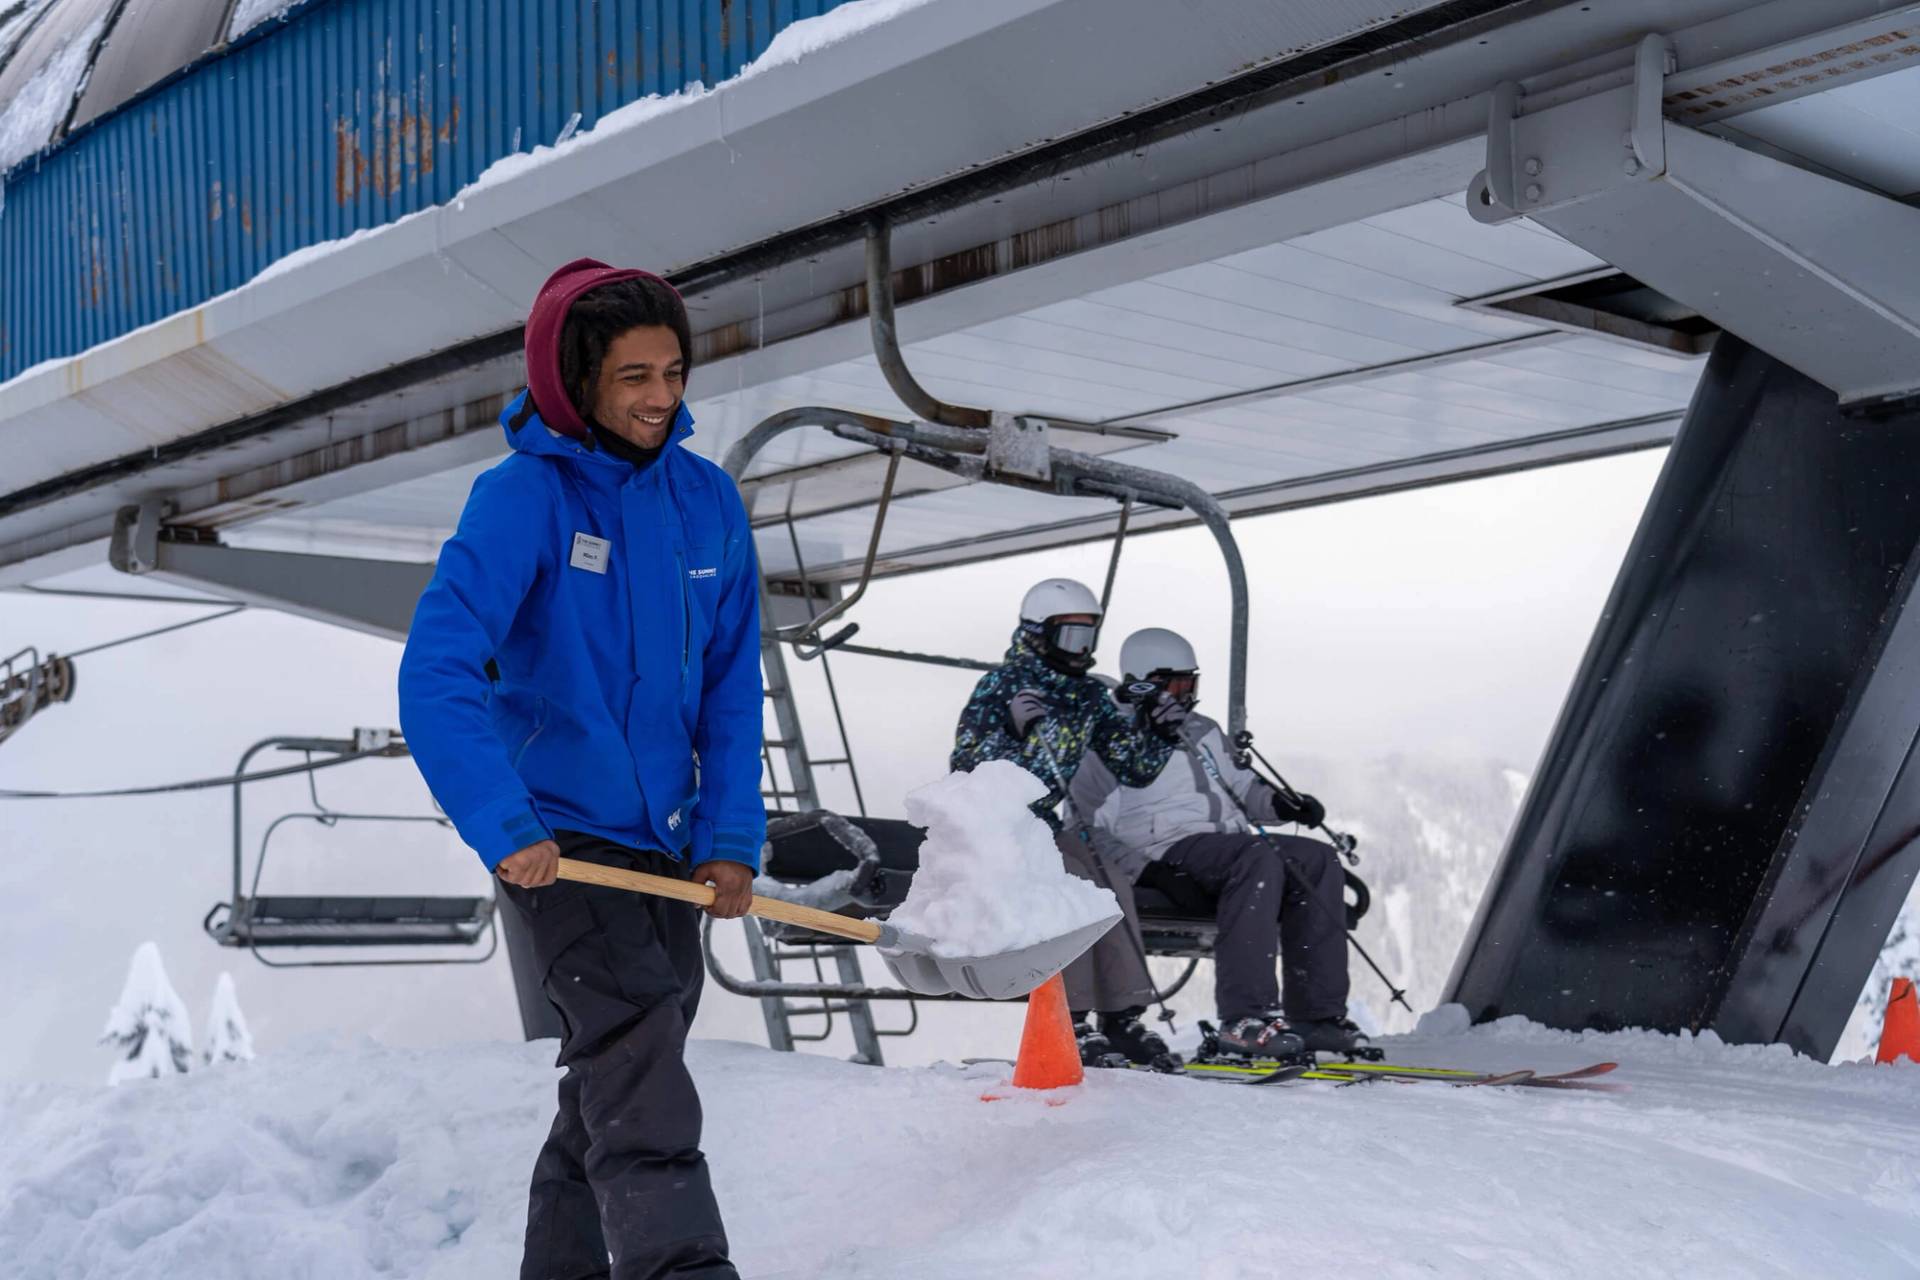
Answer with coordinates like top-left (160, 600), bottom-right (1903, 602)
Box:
top-left (1056, 829), bottom-right (1156, 1014)
top-left (498, 834), bottom-right (737, 1280)
top-left (1154, 831), bottom-right (1351, 1023)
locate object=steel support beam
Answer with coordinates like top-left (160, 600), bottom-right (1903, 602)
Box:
top-left (1446, 335), bottom-right (1920, 1058)
top-left (109, 500), bottom-right (431, 641)
top-left (1472, 30), bottom-right (1920, 406)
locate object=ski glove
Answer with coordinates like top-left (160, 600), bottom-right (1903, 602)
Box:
top-left (1140, 689), bottom-right (1191, 738)
top-left (1008, 688), bottom-right (1052, 737)
top-left (1271, 786), bottom-right (1325, 829)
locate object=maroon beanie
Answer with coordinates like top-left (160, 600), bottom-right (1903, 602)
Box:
top-left (523, 257), bottom-right (684, 440)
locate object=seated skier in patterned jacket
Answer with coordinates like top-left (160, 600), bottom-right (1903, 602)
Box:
top-left (949, 577), bottom-right (1187, 1069)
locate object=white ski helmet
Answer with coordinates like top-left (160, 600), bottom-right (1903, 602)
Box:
top-left (1121, 627), bottom-right (1197, 680)
top-left (1019, 577), bottom-right (1102, 624)
top-left (1018, 577), bottom-right (1102, 674)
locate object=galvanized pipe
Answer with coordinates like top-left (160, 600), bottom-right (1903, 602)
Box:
top-left (1060, 450), bottom-right (1251, 743)
top-left (864, 222), bottom-right (990, 430)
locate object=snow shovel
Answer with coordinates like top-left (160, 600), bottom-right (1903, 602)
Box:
top-left (554, 857), bottom-right (1119, 1000)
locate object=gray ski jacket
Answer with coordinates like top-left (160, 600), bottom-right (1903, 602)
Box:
top-left (1068, 711), bottom-right (1293, 879)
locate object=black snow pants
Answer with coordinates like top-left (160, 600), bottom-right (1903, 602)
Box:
top-left (497, 831), bottom-right (737, 1280)
top-left (1147, 831), bottom-right (1350, 1023)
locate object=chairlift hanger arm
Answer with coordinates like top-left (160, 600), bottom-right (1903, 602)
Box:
top-left (726, 214), bottom-right (1252, 738)
top-left (865, 222), bottom-right (990, 430)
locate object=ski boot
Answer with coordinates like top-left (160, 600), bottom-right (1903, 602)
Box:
top-left (1073, 1018), bottom-right (1131, 1070)
top-left (1290, 1014), bottom-right (1382, 1061)
top-left (1210, 1014), bottom-right (1308, 1063)
top-left (1098, 1009), bottom-right (1184, 1073)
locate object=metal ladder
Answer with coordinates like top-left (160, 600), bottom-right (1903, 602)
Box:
top-left (753, 604), bottom-right (886, 1062)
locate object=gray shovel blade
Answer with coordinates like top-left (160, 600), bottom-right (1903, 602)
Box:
top-left (876, 910), bottom-right (1121, 1000)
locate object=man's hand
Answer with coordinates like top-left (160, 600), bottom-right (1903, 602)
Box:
top-left (1140, 688), bottom-right (1191, 739)
top-left (1277, 789), bottom-right (1326, 829)
top-left (1008, 688), bottom-right (1051, 737)
top-left (496, 838), bottom-right (561, 888)
top-left (698, 860), bottom-right (755, 919)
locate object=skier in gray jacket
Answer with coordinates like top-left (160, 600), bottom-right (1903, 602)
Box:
top-left (1071, 627), bottom-right (1369, 1059)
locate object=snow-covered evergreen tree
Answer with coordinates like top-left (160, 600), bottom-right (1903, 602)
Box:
top-left (202, 971), bottom-right (255, 1066)
top-left (101, 941), bottom-right (194, 1085)
top-left (1855, 884), bottom-right (1920, 1050)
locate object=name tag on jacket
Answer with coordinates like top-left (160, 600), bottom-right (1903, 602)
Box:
top-left (569, 532), bottom-right (611, 574)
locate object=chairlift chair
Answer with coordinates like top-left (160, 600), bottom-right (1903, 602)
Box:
top-left (203, 729), bottom-right (498, 967)
top-left (706, 219), bottom-right (1381, 1044)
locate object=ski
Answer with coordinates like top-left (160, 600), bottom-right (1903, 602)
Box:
top-left (1193, 1056), bottom-right (1620, 1086)
top-left (1313, 1059), bottom-right (1618, 1084)
top-left (1180, 1057), bottom-right (1624, 1091)
top-left (1312, 1062), bottom-right (1625, 1092)
top-left (1140, 1060), bottom-right (1314, 1086)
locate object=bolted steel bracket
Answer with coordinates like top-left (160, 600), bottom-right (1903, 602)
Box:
top-left (986, 412), bottom-right (1052, 482)
top-left (1471, 33), bottom-right (1673, 225)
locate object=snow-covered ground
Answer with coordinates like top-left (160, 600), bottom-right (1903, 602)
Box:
top-left (6, 1020), bottom-right (1918, 1279)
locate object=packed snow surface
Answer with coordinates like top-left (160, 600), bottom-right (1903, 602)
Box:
top-left (887, 762), bottom-right (1118, 957)
top-left (5, 1018), bottom-right (1919, 1278)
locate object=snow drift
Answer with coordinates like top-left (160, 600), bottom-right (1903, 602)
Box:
top-left (5, 1021), bottom-right (1919, 1278)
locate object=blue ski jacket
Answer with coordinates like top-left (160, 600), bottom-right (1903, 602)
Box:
top-left (398, 391), bottom-right (765, 872)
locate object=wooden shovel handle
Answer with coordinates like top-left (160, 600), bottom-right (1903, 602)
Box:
top-left (554, 856), bottom-right (885, 945)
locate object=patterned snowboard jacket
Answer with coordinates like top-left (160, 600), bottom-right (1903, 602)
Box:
top-left (950, 628), bottom-right (1176, 829)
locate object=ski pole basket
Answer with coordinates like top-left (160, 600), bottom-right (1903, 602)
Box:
top-left (203, 730), bottom-right (497, 967)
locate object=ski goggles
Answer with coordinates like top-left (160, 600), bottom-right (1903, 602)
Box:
top-left (1149, 669), bottom-right (1200, 702)
top-left (1048, 622), bottom-right (1099, 656)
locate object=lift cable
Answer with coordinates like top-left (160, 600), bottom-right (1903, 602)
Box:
top-left (21, 584), bottom-right (244, 607)
top-left (0, 749), bottom-right (374, 800)
top-left (60, 603), bottom-right (247, 660)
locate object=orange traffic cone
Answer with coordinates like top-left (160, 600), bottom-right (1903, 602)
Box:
top-left (1010, 973), bottom-right (1084, 1090)
top-left (1877, 977), bottom-right (1920, 1065)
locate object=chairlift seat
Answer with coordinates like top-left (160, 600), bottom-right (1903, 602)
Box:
top-left (211, 894), bottom-right (494, 948)
top-left (760, 810), bottom-right (1367, 956)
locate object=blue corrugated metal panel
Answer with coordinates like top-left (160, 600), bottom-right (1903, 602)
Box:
top-left (0, 0), bottom-right (853, 382)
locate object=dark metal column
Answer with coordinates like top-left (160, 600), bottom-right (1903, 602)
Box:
top-left (1445, 335), bottom-right (1920, 1058)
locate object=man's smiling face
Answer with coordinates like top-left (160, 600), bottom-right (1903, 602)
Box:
top-left (590, 324), bottom-right (685, 449)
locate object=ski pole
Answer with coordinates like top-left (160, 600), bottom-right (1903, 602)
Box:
top-left (1183, 738), bottom-right (1414, 1014)
top-left (1343, 930), bottom-right (1413, 1015)
top-left (1234, 733), bottom-right (1359, 865)
top-left (1032, 726), bottom-right (1179, 1034)
top-left (1260, 823), bottom-right (1414, 1015)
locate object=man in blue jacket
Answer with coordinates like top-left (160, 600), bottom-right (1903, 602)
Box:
top-left (399, 258), bottom-right (762, 1280)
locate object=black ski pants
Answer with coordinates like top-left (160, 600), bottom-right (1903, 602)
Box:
top-left (1149, 831), bottom-right (1350, 1023)
top-left (497, 832), bottom-right (736, 1280)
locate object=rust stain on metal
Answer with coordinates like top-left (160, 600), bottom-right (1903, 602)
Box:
top-left (208, 180), bottom-right (223, 221)
top-left (334, 118), bottom-right (368, 203)
top-left (694, 321), bottom-right (755, 364)
top-left (336, 86), bottom-right (459, 200)
top-left (240, 200), bottom-right (253, 235)
top-left (1007, 217), bottom-right (1078, 272)
top-left (85, 237), bottom-right (106, 307)
top-left (824, 219), bottom-right (1086, 328)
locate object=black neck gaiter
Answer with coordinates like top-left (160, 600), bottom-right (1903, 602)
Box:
top-left (589, 421), bottom-right (665, 470)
